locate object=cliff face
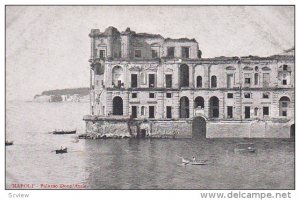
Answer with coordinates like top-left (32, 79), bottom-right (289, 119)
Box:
top-left (34, 87), bottom-right (89, 102)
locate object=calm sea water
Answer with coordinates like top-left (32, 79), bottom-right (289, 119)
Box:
top-left (6, 101), bottom-right (295, 189)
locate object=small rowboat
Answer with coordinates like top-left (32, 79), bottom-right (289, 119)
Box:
top-left (191, 161), bottom-right (206, 165)
top-left (55, 148), bottom-right (67, 154)
top-left (53, 130), bottom-right (76, 135)
top-left (5, 141), bottom-right (13, 146)
top-left (234, 143), bottom-right (256, 153)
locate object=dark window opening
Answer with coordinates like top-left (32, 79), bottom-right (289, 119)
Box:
top-left (179, 97), bottom-right (189, 118)
top-left (263, 107), bottom-right (269, 116)
top-left (263, 93), bottom-right (269, 99)
top-left (245, 106), bottom-right (250, 119)
top-left (131, 74), bottom-right (137, 88)
top-left (211, 76), bottom-right (217, 88)
top-left (117, 80), bottom-right (122, 88)
top-left (149, 93), bottom-right (155, 98)
top-left (283, 64), bottom-right (288, 71)
top-left (180, 64), bottom-right (189, 87)
top-left (227, 93), bottom-right (233, 98)
top-left (282, 111), bottom-right (287, 116)
top-left (165, 74), bottom-right (172, 88)
top-left (167, 47), bottom-right (175, 57)
top-left (132, 93), bottom-right (137, 98)
top-left (152, 49), bottom-right (158, 58)
top-left (254, 73), bottom-right (259, 85)
top-left (134, 49), bottom-right (141, 58)
top-left (149, 74), bottom-right (155, 88)
top-left (113, 96), bottom-right (123, 115)
top-left (182, 47), bottom-right (190, 58)
top-left (282, 79), bottom-right (287, 85)
top-left (131, 106), bottom-right (137, 118)
top-left (245, 78), bottom-right (251, 84)
top-left (166, 93), bottom-right (172, 98)
top-left (244, 93), bottom-right (251, 98)
top-left (196, 76), bottom-right (202, 88)
top-left (166, 106), bottom-right (172, 118)
top-left (99, 50), bottom-right (105, 59)
top-left (227, 106), bottom-right (233, 118)
top-left (149, 106), bottom-right (155, 118)
top-left (209, 96), bottom-right (219, 118)
top-left (195, 96), bottom-right (204, 109)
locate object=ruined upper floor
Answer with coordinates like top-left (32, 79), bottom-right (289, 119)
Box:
top-left (89, 26), bottom-right (201, 60)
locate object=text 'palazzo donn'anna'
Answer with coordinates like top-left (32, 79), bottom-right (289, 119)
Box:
top-left (83, 26), bottom-right (294, 139)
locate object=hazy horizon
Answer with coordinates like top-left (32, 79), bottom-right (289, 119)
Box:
top-left (6, 6), bottom-right (294, 101)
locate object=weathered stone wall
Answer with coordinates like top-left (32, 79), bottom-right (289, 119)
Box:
top-left (85, 119), bottom-right (193, 138)
top-left (85, 117), bottom-right (293, 139)
top-left (207, 120), bottom-right (293, 138)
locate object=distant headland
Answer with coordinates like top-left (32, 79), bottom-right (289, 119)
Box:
top-left (33, 87), bottom-right (89, 102)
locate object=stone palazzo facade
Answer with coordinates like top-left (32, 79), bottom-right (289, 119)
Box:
top-left (83, 26), bottom-right (295, 138)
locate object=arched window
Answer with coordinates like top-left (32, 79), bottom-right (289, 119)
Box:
top-left (113, 96), bottom-right (123, 115)
top-left (211, 76), bottom-right (217, 88)
top-left (279, 96), bottom-right (290, 117)
top-left (196, 76), bottom-right (202, 88)
top-left (112, 66), bottom-right (123, 87)
top-left (254, 73), bottom-right (259, 85)
top-left (180, 64), bottom-right (189, 87)
top-left (209, 96), bottom-right (219, 118)
top-left (194, 96), bottom-right (204, 108)
top-left (179, 96), bottom-right (189, 118)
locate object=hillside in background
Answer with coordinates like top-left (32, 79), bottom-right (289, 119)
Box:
top-left (40, 87), bottom-right (90, 96)
top-left (33, 87), bottom-right (90, 102)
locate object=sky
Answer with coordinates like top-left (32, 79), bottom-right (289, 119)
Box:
top-left (6, 6), bottom-right (294, 101)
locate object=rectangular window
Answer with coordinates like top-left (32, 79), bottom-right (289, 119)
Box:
top-left (167, 47), bottom-right (175, 57)
top-left (282, 111), bottom-right (287, 116)
top-left (166, 106), bottom-right (172, 118)
top-left (263, 93), bottom-right (269, 99)
top-left (181, 47), bottom-right (190, 58)
top-left (149, 93), bottom-right (155, 98)
top-left (282, 102), bottom-right (288, 107)
top-left (131, 106), bottom-right (137, 118)
top-left (245, 78), bottom-right (251, 84)
top-left (263, 73), bottom-right (270, 87)
top-left (131, 74), bottom-right (138, 88)
top-left (166, 93), bottom-right (172, 98)
top-left (227, 74), bottom-right (234, 88)
top-left (149, 74), bottom-right (155, 88)
top-left (282, 79), bottom-right (287, 85)
top-left (149, 106), bottom-right (155, 118)
top-left (283, 64), bottom-right (288, 71)
top-left (227, 93), bottom-right (233, 98)
top-left (152, 49), bottom-right (158, 58)
top-left (165, 74), bottom-right (172, 88)
top-left (132, 93), bottom-right (137, 98)
top-left (227, 106), bottom-right (233, 118)
top-left (134, 49), bottom-right (141, 58)
top-left (254, 73), bottom-right (259, 85)
top-left (99, 50), bottom-right (105, 58)
top-left (244, 93), bottom-right (251, 98)
top-left (263, 107), bottom-right (269, 116)
top-left (245, 106), bottom-right (250, 119)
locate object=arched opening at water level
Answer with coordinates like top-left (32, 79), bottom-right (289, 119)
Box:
top-left (192, 116), bottom-right (206, 138)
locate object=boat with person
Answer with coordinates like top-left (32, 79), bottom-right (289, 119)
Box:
top-left (5, 141), bottom-right (13, 146)
top-left (55, 147), bottom-right (68, 154)
top-left (52, 129), bottom-right (76, 135)
top-left (234, 143), bottom-right (256, 153)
